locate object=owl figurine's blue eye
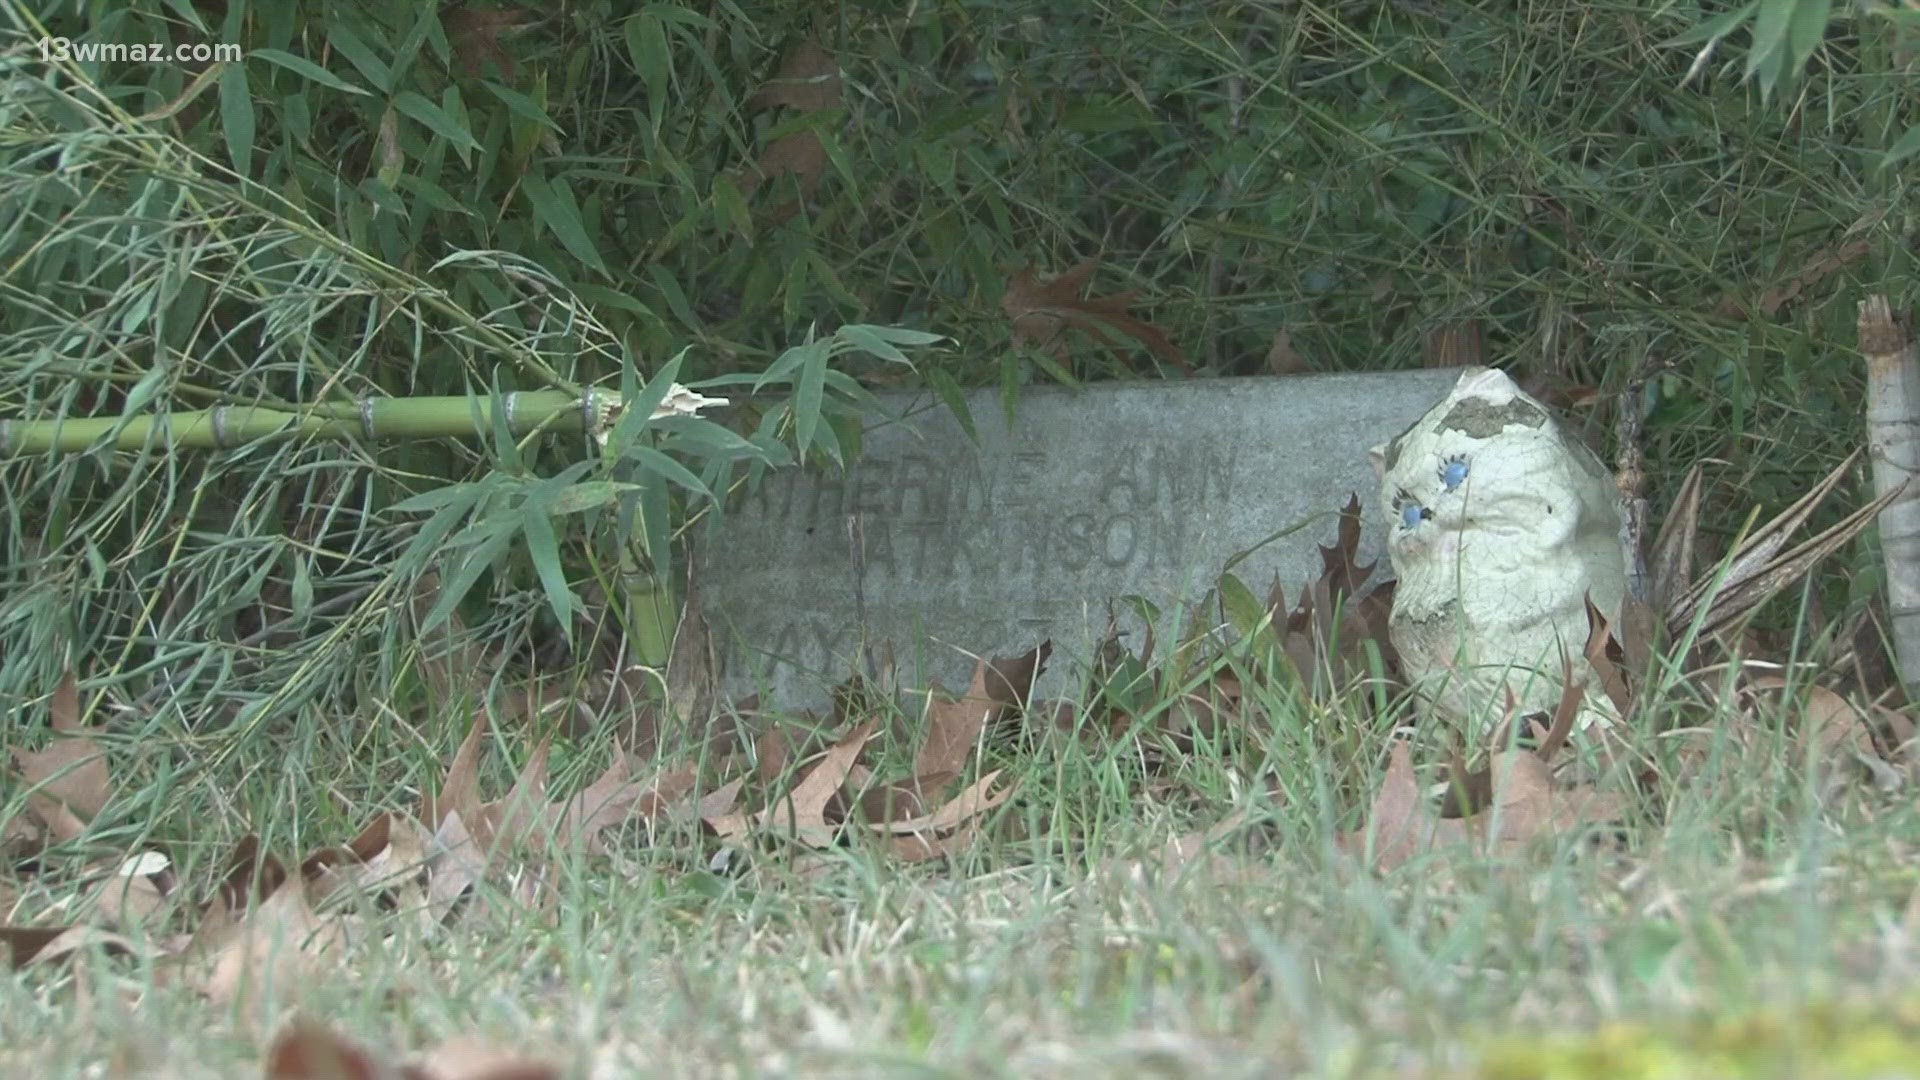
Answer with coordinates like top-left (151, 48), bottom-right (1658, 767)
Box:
top-left (1439, 454), bottom-right (1470, 492)
top-left (1393, 488), bottom-right (1431, 529)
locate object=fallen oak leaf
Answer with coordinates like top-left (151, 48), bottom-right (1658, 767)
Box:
top-left (1341, 740), bottom-right (1469, 872)
top-left (1002, 261), bottom-right (1190, 373)
top-left (420, 716), bottom-right (489, 840)
top-left (868, 770), bottom-right (1014, 836)
top-left (887, 819), bottom-right (987, 863)
top-left (734, 39), bottom-right (841, 217)
top-left (85, 849), bottom-right (175, 926)
top-left (484, 740), bottom-right (552, 854)
top-left (0, 924), bottom-right (138, 968)
top-left (304, 814), bottom-right (397, 907)
top-left (697, 776), bottom-right (749, 843)
top-left (426, 810), bottom-right (489, 925)
top-left (984, 640), bottom-right (1051, 711)
top-left (1479, 750), bottom-right (1631, 850)
top-left (264, 1020), bottom-right (395, 1080)
top-left (915, 643), bottom-right (1050, 782)
top-left (1346, 740), bottom-right (1630, 872)
top-left (185, 878), bottom-right (345, 1008)
top-left (1740, 676), bottom-right (1882, 770)
top-left (407, 1040), bottom-right (562, 1080)
top-left (265, 1021), bottom-right (563, 1080)
top-left (12, 670), bottom-right (112, 843)
top-left (913, 664), bottom-right (998, 780)
top-left (756, 720), bottom-right (880, 847)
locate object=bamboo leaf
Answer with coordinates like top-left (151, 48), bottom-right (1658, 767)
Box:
top-left (837, 324), bottom-right (915, 366)
top-left (551, 480), bottom-right (642, 516)
top-left (1663, 2), bottom-right (1757, 47)
top-left (522, 174), bottom-right (608, 275)
top-left (1884, 124), bottom-right (1920, 169)
top-left (927, 367), bottom-right (979, 442)
top-left (218, 63), bottom-right (255, 176)
top-left (120, 364), bottom-right (169, 418)
top-left (393, 91), bottom-right (480, 154)
top-left (846, 324), bottom-right (948, 347)
top-left (326, 24), bottom-right (393, 93)
top-left (629, 446), bottom-right (711, 497)
top-left (250, 48), bottom-right (369, 95)
top-left (423, 520), bottom-right (519, 633)
top-left (522, 505), bottom-right (572, 629)
top-left (624, 12), bottom-right (672, 99)
top-left (483, 81), bottom-right (561, 133)
top-left (794, 338), bottom-right (828, 462)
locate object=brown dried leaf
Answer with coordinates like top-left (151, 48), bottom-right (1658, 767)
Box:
top-left (442, 4), bottom-right (536, 81)
top-left (1481, 751), bottom-right (1630, 849)
top-left (266, 1023), bottom-right (563, 1080)
top-left (304, 814), bottom-right (399, 908)
top-left (13, 671), bottom-right (112, 840)
top-left (265, 1021), bottom-right (397, 1080)
top-left (427, 810), bottom-right (487, 924)
top-left (745, 39), bottom-right (841, 113)
top-left (1584, 595), bottom-right (1637, 718)
top-left (698, 777), bottom-right (749, 842)
top-left (0, 925), bottom-right (138, 968)
top-left (984, 640), bottom-right (1051, 710)
top-left (217, 835), bottom-right (290, 913)
top-left (421, 718), bottom-right (489, 840)
top-left (870, 770), bottom-right (1014, 835)
top-left (544, 753), bottom-right (650, 855)
top-left (485, 740), bottom-right (552, 854)
top-left (1264, 329), bottom-right (1309, 375)
top-left (757, 721), bottom-right (879, 846)
top-left (1348, 741), bottom-right (1629, 872)
top-left (831, 769), bottom-right (951, 827)
top-left (87, 851), bottom-right (173, 926)
top-left (1743, 677), bottom-right (1880, 766)
top-left (913, 664), bottom-right (999, 779)
top-left (191, 879), bottom-right (344, 1006)
top-left (755, 726), bottom-right (792, 787)
top-left (886, 821), bottom-right (988, 863)
top-left (734, 131), bottom-right (828, 217)
top-left (1713, 237), bottom-right (1871, 319)
top-left (1343, 741), bottom-right (1468, 871)
top-left (409, 1041), bottom-right (561, 1080)
top-left (1002, 261), bottom-right (1190, 372)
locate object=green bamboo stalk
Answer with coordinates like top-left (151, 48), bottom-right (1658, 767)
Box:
top-left (0, 391), bottom-right (606, 456)
top-left (621, 551), bottom-right (675, 669)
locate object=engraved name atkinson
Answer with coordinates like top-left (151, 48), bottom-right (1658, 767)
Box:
top-left (721, 439), bottom-right (1241, 674)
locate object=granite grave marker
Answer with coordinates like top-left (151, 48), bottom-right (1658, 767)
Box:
top-left (701, 369), bottom-right (1464, 708)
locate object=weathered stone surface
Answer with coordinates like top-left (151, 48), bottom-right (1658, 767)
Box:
top-left (701, 369), bottom-right (1463, 709)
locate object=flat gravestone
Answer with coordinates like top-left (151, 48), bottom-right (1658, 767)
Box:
top-left (701, 368), bottom-right (1463, 709)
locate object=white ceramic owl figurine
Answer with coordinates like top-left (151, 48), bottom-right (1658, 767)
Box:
top-left (1369, 367), bottom-right (1627, 741)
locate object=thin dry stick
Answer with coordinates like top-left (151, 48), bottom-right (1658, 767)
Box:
top-left (1860, 295), bottom-right (1920, 693)
top-left (1614, 354), bottom-right (1665, 605)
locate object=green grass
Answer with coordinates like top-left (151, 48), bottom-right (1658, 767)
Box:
top-left (7, 654), bottom-right (1920, 1079)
